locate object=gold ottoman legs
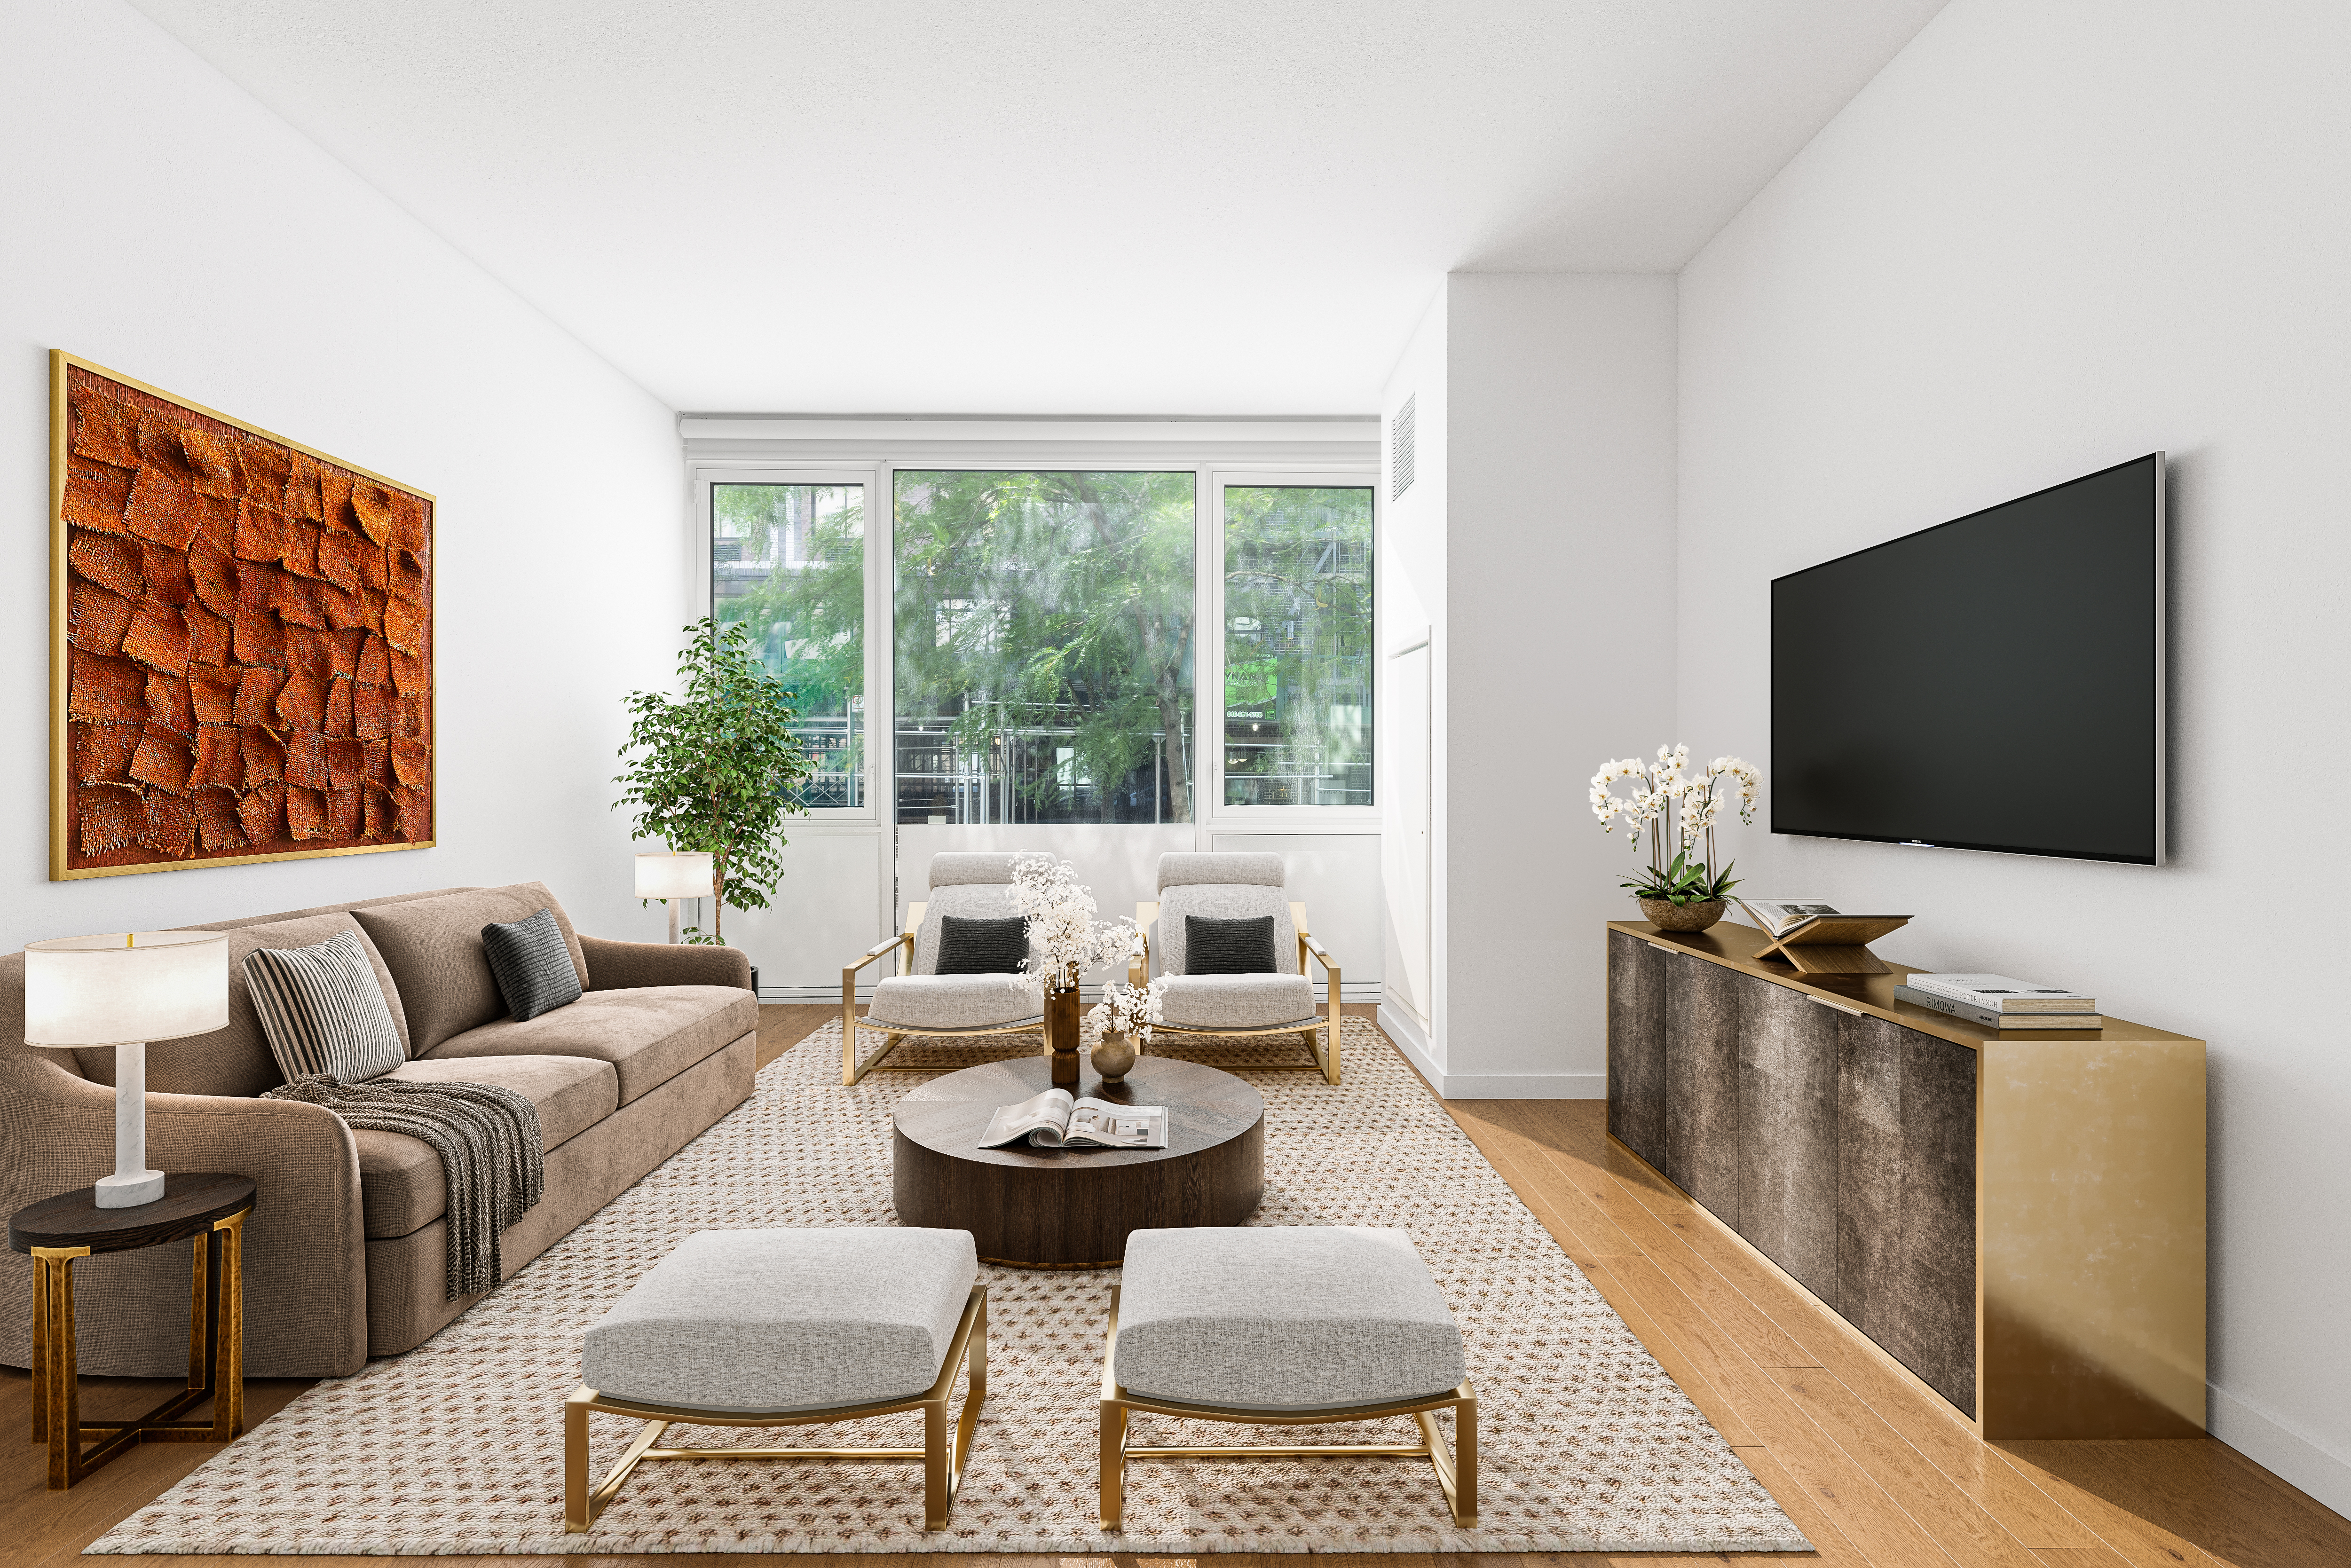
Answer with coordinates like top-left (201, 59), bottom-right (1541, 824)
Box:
top-left (1095, 1285), bottom-right (1475, 1531)
top-left (565, 1284), bottom-right (986, 1533)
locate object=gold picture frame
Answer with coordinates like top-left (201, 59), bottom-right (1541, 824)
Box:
top-left (50, 350), bottom-right (437, 880)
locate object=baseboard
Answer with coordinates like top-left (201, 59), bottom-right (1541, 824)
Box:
top-left (1376, 1001), bottom-right (1441, 1085)
top-left (2209, 1381), bottom-right (2351, 1520)
top-left (1435, 1070), bottom-right (1608, 1100)
top-left (1372, 1003), bottom-right (1605, 1099)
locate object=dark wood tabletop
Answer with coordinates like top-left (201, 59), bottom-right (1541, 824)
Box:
top-left (892, 1054), bottom-right (1263, 1168)
top-left (9, 1174), bottom-right (256, 1255)
top-left (892, 1055), bottom-right (1264, 1266)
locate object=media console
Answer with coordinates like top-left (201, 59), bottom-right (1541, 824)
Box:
top-left (1606, 920), bottom-right (2205, 1439)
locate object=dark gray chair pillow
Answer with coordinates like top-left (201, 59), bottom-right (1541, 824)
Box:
top-left (482, 907), bottom-right (584, 1021)
top-left (934, 915), bottom-right (1029, 975)
top-left (1185, 914), bottom-right (1278, 975)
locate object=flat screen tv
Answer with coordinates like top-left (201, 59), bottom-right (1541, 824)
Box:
top-left (1771, 454), bottom-right (2164, 866)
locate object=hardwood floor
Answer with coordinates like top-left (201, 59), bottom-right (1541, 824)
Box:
top-left (5, 1003), bottom-right (2344, 1568)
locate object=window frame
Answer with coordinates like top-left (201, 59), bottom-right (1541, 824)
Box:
top-left (686, 439), bottom-right (1380, 837)
top-left (691, 464), bottom-right (888, 825)
top-left (1202, 468), bottom-right (1382, 828)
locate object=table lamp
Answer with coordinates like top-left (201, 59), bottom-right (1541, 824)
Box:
top-left (634, 851), bottom-right (716, 944)
top-left (23, 930), bottom-right (229, 1209)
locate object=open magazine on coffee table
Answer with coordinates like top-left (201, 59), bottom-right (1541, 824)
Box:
top-left (979, 1088), bottom-right (1169, 1150)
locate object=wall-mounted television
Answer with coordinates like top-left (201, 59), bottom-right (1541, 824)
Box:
top-left (1771, 454), bottom-right (2164, 866)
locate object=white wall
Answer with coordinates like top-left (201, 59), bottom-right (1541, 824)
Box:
top-left (1381, 275), bottom-right (1679, 1097)
top-left (1677, 0), bottom-right (2351, 1513)
top-left (3, 0), bottom-right (686, 954)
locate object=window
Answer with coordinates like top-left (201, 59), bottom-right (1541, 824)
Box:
top-left (711, 482), bottom-right (866, 808)
top-left (1222, 485), bottom-right (1373, 806)
top-left (894, 471), bottom-right (1195, 823)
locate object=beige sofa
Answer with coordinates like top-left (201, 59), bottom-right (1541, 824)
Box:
top-left (0, 882), bottom-right (757, 1379)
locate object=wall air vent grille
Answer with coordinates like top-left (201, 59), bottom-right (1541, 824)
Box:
top-left (1390, 394), bottom-right (1416, 499)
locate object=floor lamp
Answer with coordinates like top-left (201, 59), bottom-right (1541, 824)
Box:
top-left (22, 930), bottom-right (230, 1209)
top-left (635, 851), bottom-right (716, 944)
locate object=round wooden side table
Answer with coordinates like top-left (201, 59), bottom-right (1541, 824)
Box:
top-left (892, 1055), bottom-right (1263, 1267)
top-left (8, 1172), bottom-right (256, 1490)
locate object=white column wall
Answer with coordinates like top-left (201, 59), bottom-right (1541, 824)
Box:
top-left (1, 0), bottom-right (684, 953)
top-left (1676, 0), bottom-right (2351, 1513)
top-left (1381, 275), bottom-right (1679, 1097)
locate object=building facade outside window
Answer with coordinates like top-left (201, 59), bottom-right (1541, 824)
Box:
top-left (1223, 484), bottom-right (1374, 806)
top-left (710, 481), bottom-right (866, 808)
top-left (893, 471), bottom-right (1195, 824)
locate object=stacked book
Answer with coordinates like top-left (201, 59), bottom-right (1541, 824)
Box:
top-left (1895, 973), bottom-right (2103, 1031)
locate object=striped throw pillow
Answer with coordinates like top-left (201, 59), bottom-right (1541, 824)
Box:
top-left (481, 906), bottom-right (583, 1021)
top-left (244, 930), bottom-right (407, 1083)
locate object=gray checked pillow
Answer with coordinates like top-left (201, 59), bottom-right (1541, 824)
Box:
top-left (1185, 914), bottom-right (1278, 975)
top-left (243, 930), bottom-right (407, 1083)
top-left (482, 906), bottom-right (583, 1021)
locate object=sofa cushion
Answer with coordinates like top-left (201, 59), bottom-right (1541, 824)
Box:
top-left (353, 883), bottom-right (590, 1055)
top-left (581, 1228), bottom-right (978, 1413)
top-left (868, 974), bottom-right (1041, 1032)
top-left (356, 1055), bottom-right (618, 1239)
top-left (482, 907), bottom-right (584, 1021)
top-left (1114, 1226), bottom-right (1465, 1410)
top-left (1159, 973), bottom-right (1315, 1030)
top-left (243, 930), bottom-right (407, 1082)
top-left (422, 985), bottom-right (754, 1106)
top-left (75, 911), bottom-right (412, 1096)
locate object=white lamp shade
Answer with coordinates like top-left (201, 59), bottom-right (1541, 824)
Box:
top-left (23, 930), bottom-right (230, 1048)
top-left (635, 851), bottom-right (716, 900)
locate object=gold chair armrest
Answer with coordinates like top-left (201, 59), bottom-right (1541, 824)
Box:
top-left (1300, 930), bottom-right (1339, 975)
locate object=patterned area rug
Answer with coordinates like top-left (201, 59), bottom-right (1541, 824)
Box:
top-left (91, 1018), bottom-right (1807, 1555)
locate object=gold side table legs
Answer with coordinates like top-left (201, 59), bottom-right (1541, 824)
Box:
top-left (565, 1285), bottom-right (987, 1533)
top-left (29, 1209), bottom-right (247, 1489)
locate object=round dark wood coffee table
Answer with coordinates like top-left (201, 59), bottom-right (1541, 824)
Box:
top-left (892, 1055), bottom-right (1263, 1267)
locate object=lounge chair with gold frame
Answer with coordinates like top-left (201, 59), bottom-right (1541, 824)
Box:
top-left (1131, 851), bottom-right (1341, 1084)
top-left (841, 853), bottom-right (1043, 1085)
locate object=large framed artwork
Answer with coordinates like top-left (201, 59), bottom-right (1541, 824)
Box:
top-left (49, 351), bottom-right (435, 880)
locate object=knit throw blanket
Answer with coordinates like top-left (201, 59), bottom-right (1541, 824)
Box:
top-left (264, 1074), bottom-right (546, 1299)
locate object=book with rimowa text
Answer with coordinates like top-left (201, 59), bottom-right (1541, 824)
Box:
top-left (1893, 985), bottom-right (2103, 1030)
top-left (1904, 973), bottom-right (2096, 1013)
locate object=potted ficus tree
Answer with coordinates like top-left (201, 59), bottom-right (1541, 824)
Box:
top-left (615, 618), bottom-right (811, 948)
top-left (1590, 744), bottom-right (1763, 932)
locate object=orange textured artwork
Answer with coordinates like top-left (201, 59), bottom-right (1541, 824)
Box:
top-left (51, 353), bottom-right (434, 879)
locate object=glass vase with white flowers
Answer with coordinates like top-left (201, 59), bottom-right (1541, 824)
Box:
top-left (1005, 852), bottom-right (1146, 1083)
top-left (1590, 744), bottom-right (1763, 931)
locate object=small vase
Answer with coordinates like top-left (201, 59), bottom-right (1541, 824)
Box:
top-left (1090, 1029), bottom-right (1138, 1083)
top-left (1045, 984), bottom-right (1082, 1086)
top-left (1639, 896), bottom-right (1726, 933)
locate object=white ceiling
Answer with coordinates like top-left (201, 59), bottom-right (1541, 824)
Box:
top-left (130, 0), bottom-right (1945, 414)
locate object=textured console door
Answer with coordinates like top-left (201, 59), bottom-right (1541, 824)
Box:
top-left (1606, 931), bottom-right (1668, 1171)
top-left (1836, 1013), bottom-right (1978, 1416)
top-left (1736, 980), bottom-right (1839, 1304)
top-left (1664, 956), bottom-right (1742, 1215)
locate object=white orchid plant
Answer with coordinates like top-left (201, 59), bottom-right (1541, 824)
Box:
top-left (1590, 744), bottom-right (1764, 907)
top-left (1003, 852), bottom-right (1147, 998)
top-left (1089, 975), bottom-right (1170, 1042)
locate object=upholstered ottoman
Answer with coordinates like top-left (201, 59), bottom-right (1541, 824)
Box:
top-left (1099, 1225), bottom-right (1474, 1529)
top-left (565, 1227), bottom-right (985, 1532)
